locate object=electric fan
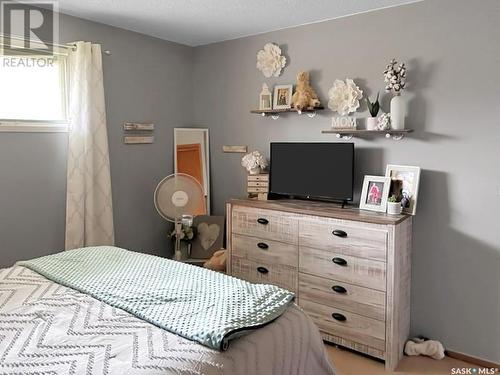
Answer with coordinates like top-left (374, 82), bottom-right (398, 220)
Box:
top-left (154, 173), bottom-right (206, 261)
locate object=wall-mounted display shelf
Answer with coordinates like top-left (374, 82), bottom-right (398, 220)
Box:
top-left (251, 106), bottom-right (324, 120)
top-left (322, 129), bottom-right (413, 140)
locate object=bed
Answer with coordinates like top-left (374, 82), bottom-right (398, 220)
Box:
top-left (0, 248), bottom-right (334, 374)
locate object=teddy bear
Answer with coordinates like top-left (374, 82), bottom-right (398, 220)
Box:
top-left (203, 249), bottom-right (227, 273)
top-left (291, 71), bottom-right (321, 111)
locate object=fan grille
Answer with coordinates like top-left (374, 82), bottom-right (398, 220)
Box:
top-left (154, 173), bottom-right (206, 222)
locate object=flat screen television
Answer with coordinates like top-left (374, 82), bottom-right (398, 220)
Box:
top-left (269, 142), bottom-right (354, 202)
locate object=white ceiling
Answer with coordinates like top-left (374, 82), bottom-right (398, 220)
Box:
top-left (57, 0), bottom-right (422, 46)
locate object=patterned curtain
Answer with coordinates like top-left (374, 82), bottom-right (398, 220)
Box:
top-left (65, 41), bottom-right (114, 250)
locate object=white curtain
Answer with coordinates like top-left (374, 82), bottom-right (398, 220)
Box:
top-left (65, 41), bottom-right (115, 250)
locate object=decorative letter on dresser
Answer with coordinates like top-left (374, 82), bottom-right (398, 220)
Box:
top-left (226, 198), bottom-right (412, 371)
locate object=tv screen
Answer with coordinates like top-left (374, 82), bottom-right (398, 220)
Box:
top-left (270, 142), bottom-right (354, 202)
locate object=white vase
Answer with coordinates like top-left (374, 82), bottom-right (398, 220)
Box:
top-left (390, 94), bottom-right (405, 130)
top-left (249, 167), bottom-right (261, 175)
top-left (387, 202), bottom-right (402, 215)
top-left (366, 117), bottom-right (378, 130)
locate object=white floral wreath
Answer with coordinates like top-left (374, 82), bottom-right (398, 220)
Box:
top-left (256, 43), bottom-right (286, 78)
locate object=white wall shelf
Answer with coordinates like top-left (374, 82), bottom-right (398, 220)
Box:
top-left (250, 106), bottom-right (324, 120)
top-left (322, 129), bottom-right (413, 140)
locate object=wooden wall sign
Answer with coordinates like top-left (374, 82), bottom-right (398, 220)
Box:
top-left (124, 136), bottom-right (154, 144)
top-left (123, 122), bottom-right (155, 131)
top-left (222, 145), bottom-right (248, 153)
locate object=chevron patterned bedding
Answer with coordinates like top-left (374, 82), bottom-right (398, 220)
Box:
top-left (0, 264), bottom-right (335, 374)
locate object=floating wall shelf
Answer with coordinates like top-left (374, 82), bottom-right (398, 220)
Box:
top-left (322, 129), bottom-right (413, 141)
top-left (251, 106), bottom-right (324, 120)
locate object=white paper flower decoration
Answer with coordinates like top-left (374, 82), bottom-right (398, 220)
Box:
top-left (241, 151), bottom-right (268, 172)
top-left (256, 43), bottom-right (286, 78)
top-left (328, 79), bottom-right (363, 116)
top-left (384, 58), bottom-right (406, 94)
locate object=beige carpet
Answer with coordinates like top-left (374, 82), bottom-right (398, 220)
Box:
top-left (325, 344), bottom-right (485, 375)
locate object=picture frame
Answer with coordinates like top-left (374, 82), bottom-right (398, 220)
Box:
top-left (385, 164), bottom-right (421, 215)
top-left (189, 215), bottom-right (225, 260)
top-left (273, 84), bottom-right (293, 109)
top-left (359, 175), bottom-right (391, 213)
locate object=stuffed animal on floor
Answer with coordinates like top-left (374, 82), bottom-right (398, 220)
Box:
top-left (404, 337), bottom-right (445, 360)
top-left (203, 249), bottom-right (227, 272)
top-left (292, 71), bottom-right (321, 111)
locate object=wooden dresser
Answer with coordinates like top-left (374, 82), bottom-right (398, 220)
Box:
top-left (226, 198), bottom-right (412, 371)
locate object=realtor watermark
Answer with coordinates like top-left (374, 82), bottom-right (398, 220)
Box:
top-left (1, 0), bottom-right (59, 56)
top-left (2, 56), bottom-right (54, 67)
top-left (451, 368), bottom-right (499, 374)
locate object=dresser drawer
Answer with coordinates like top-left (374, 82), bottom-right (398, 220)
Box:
top-left (299, 246), bottom-right (386, 291)
top-left (300, 299), bottom-right (385, 351)
top-left (300, 218), bottom-right (387, 262)
top-left (247, 181), bottom-right (269, 188)
top-left (232, 206), bottom-right (298, 244)
top-left (247, 175), bottom-right (269, 182)
top-left (232, 233), bottom-right (298, 268)
top-left (299, 273), bottom-right (385, 321)
top-left (231, 256), bottom-right (297, 293)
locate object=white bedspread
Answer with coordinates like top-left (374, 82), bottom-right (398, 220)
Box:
top-left (0, 265), bottom-right (334, 375)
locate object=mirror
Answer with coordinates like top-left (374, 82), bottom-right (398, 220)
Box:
top-left (174, 128), bottom-right (210, 214)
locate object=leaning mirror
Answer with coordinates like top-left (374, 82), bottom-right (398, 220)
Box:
top-left (174, 128), bottom-right (210, 214)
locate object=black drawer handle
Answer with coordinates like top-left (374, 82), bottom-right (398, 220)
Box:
top-left (332, 285), bottom-right (347, 294)
top-left (332, 257), bottom-right (348, 266)
top-left (332, 313), bottom-right (347, 322)
top-left (257, 266), bottom-right (269, 274)
top-left (257, 242), bottom-right (269, 249)
top-left (332, 229), bottom-right (347, 238)
top-left (257, 218), bottom-right (269, 225)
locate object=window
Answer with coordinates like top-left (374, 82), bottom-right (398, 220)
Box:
top-left (0, 54), bottom-right (68, 132)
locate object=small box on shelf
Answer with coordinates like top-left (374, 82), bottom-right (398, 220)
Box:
top-left (247, 173), bottom-right (269, 200)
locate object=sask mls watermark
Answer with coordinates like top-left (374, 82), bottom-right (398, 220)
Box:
top-left (1, 0), bottom-right (59, 56)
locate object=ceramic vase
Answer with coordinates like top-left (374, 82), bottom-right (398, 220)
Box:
top-left (390, 94), bottom-right (405, 130)
top-left (366, 117), bottom-right (378, 130)
top-left (387, 202), bottom-right (402, 215)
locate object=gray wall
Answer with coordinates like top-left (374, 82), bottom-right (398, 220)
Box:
top-left (0, 0), bottom-right (499, 364)
top-left (192, 0), bottom-right (500, 362)
top-left (0, 13), bottom-right (193, 266)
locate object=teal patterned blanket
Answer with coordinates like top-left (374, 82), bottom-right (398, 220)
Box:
top-left (18, 246), bottom-right (294, 351)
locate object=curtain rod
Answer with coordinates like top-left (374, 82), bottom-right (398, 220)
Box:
top-left (0, 34), bottom-right (111, 55)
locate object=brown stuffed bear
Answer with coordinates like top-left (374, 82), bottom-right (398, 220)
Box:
top-left (203, 249), bottom-right (227, 273)
top-left (292, 71), bottom-right (321, 111)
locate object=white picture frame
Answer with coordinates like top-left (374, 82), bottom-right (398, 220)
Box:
top-left (273, 84), bottom-right (293, 109)
top-left (385, 164), bottom-right (421, 215)
top-left (359, 175), bottom-right (391, 213)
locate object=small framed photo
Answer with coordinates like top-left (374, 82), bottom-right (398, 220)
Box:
top-left (273, 84), bottom-right (293, 109)
top-left (360, 175), bottom-right (391, 213)
top-left (385, 164), bottom-right (421, 215)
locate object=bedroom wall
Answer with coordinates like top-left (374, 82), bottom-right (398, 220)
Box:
top-left (192, 0), bottom-right (500, 363)
top-left (0, 13), bottom-right (193, 267)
